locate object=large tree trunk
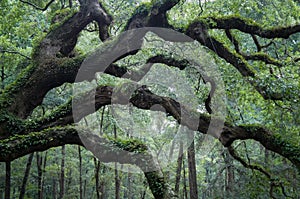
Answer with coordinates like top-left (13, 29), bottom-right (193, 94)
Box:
top-left (19, 153), bottom-right (34, 199)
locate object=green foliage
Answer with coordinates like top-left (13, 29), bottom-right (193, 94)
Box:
top-left (48, 7), bottom-right (78, 31)
top-left (0, 109), bottom-right (24, 135)
top-left (0, 0), bottom-right (300, 198)
top-left (0, 64), bottom-right (36, 108)
top-left (106, 136), bottom-right (148, 153)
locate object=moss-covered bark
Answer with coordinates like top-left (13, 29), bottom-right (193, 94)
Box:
top-left (199, 15), bottom-right (300, 39)
top-left (0, 126), bottom-right (177, 198)
top-left (0, 0), bottom-right (300, 198)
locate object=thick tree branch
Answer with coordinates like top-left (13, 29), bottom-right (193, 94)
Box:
top-left (186, 21), bottom-right (255, 77)
top-left (22, 83), bottom-right (300, 171)
top-left (104, 54), bottom-right (190, 80)
top-left (1, 1), bottom-right (299, 183)
top-left (3, 55), bottom-right (86, 118)
top-left (91, 1), bottom-right (113, 41)
top-left (0, 126), bottom-right (177, 199)
top-left (2, 0), bottom-right (113, 118)
top-left (186, 21), bottom-right (290, 100)
top-left (36, 0), bottom-right (112, 59)
top-left (125, 0), bottom-right (179, 30)
top-left (201, 15), bottom-right (300, 39)
top-left (2, 0), bottom-right (183, 120)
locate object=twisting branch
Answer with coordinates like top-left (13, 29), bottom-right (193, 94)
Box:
top-left (125, 0), bottom-right (180, 30)
top-left (0, 49), bottom-right (31, 60)
top-left (261, 40), bottom-right (274, 49)
top-left (186, 21), bottom-right (292, 100)
top-left (243, 53), bottom-right (283, 67)
top-left (227, 145), bottom-right (271, 178)
top-left (186, 21), bottom-right (255, 77)
top-left (20, 0), bottom-right (55, 11)
top-left (92, 2), bottom-right (113, 41)
top-left (251, 34), bottom-right (262, 52)
top-left (227, 145), bottom-right (292, 199)
top-left (224, 30), bottom-right (282, 67)
top-left (23, 81), bottom-right (300, 170)
top-left (202, 15), bottom-right (300, 39)
top-left (202, 76), bottom-right (215, 114)
top-left (225, 29), bottom-right (240, 53)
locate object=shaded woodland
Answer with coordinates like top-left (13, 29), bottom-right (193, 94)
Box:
top-left (0, 0), bottom-right (300, 198)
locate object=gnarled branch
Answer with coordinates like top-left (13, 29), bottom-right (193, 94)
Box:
top-left (20, 0), bottom-right (55, 11)
top-left (202, 15), bottom-right (300, 39)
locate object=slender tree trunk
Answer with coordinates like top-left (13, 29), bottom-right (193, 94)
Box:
top-left (127, 172), bottom-right (132, 199)
top-left (78, 146), bottom-right (83, 199)
top-left (99, 166), bottom-right (106, 199)
top-left (42, 152), bottom-right (47, 197)
top-left (65, 169), bottom-right (72, 196)
top-left (203, 163), bottom-right (211, 198)
top-left (59, 145), bottom-right (65, 199)
top-left (114, 125), bottom-right (121, 199)
top-left (5, 161), bottom-right (11, 199)
top-left (182, 158), bottom-right (188, 199)
top-left (174, 142), bottom-right (183, 195)
top-left (187, 140), bottom-right (198, 199)
top-left (83, 170), bottom-right (87, 199)
top-left (36, 146), bottom-right (47, 199)
top-left (1, 53), bottom-right (5, 89)
top-left (36, 152), bottom-right (44, 199)
top-left (225, 165), bottom-right (234, 193)
top-left (0, 57), bottom-right (8, 199)
top-left (140, 177), bottom-right (147, 199)
top-left (165, 139), bottom-right (176, 180)
top-left (52, 178), bottom-right (57, 199)
top-left (94, 106), bottom-right (106, 199)
top-left (19, 153), bottom-right (34, 199)
top-left (94, 158), bottom-right (101, 199)
top-left (223, 150), bottom-right (234, 194)
top-left (94, 160), bottom-right (106, 199)
top-left (115, 163), bottom-right (120, 199)
top-left (265, 148), bottom-right (269, 165)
